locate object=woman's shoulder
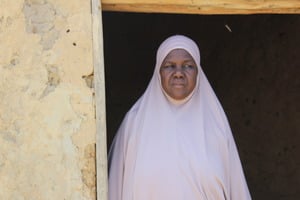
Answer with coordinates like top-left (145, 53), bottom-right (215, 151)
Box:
top-left (124, 98), bottom-right (141, 120)
top-left (117, 99), bottom-right (140, 133)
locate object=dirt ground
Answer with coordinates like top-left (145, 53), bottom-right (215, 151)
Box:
top-left (103, 12), bottom-right (300, 200)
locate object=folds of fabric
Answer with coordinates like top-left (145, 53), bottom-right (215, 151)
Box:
top-left (108, 35), bottom-right (251, 200)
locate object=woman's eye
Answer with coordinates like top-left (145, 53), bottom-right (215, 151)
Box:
top-left (183, 64), bottom-right (195, 70)
top-left (163, 65), bottom-right (175, 69)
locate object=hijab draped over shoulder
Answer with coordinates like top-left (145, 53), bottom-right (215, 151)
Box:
top-left (108, 35), bottom-right (251, 200)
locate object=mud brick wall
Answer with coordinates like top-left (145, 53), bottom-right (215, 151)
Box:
top-left (0, 1), bottom-right (96, 199)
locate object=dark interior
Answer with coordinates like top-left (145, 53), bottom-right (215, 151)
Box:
top-left (102, 12), bottom-right (300, 200)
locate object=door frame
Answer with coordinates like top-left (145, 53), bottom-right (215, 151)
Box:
top-left (92, 1), bottom-right (300, 200)
top-left (91, 1), bottom-right (108, 200)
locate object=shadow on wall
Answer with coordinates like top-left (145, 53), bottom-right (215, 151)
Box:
top-left (102, 12), bottom-right (300, 200)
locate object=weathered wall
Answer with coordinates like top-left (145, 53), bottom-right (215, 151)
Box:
top-left (0, 0), bottom-right (96, 199)
top-left (103, 13), bottom-right (300, 200)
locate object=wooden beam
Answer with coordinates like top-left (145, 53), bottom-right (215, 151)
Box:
top-left (101, 0), bottom-right (300, 14)
top-left (91, 0), bottom-right (108, 200)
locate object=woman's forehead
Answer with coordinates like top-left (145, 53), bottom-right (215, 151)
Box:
top-left (155, 36), bottom-right (201, 71)
top-left (162, 48), bottom-right (196, 63)
top-left (165, 48), bottom-right (193, 57)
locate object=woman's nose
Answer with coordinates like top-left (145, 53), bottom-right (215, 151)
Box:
top-left (173, 67), bottom-right (184, 78)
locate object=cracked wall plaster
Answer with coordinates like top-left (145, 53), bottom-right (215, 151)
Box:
top-left (0, 0), bottom-right (96, 199)
top-left (23, 0), bottom-right (61, 50)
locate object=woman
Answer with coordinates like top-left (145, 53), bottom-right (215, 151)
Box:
top-left (109, 35), bottom-right (251, 200)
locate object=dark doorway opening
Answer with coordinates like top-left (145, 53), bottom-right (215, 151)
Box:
top-left (102, 12), bottom-right (300, 200)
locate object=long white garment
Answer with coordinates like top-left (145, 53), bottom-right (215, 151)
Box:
top-left (108, 35), bottom-right (251, 200)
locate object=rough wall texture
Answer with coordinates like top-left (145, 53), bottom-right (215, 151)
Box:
top-left (0, 0), bottom-right (96, 199)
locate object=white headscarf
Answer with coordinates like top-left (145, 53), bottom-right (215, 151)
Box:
top-left (109, 35), bottom-right (251, 200)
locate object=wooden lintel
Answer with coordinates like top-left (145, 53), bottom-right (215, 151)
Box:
top-left (101, 0), bottom-right (300, 14)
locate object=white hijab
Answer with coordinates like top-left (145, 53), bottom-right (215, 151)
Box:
top-left (108, 35), bottom-right (251, 200)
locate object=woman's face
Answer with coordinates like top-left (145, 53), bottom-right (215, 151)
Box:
top-left (160, 49), bottom-right (198, 100)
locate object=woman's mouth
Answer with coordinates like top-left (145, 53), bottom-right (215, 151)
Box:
top-left (172, 82), bottom-right (185, 88)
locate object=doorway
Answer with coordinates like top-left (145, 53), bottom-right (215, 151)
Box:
top-left (102, 12), bottom-right (300, 200)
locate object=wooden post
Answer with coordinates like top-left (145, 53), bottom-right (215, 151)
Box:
top-left (91, 0), bottom-right (108, 200)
